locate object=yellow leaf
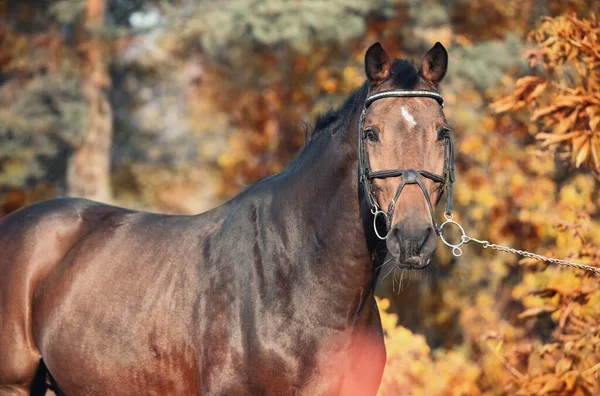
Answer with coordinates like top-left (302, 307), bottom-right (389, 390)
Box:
top-left (572, 134), bottom-right (588, 152)
top-left (575, 140), bottom-right (590, 167)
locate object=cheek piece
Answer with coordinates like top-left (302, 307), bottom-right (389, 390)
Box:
top-left (357, 89), bottom-right (455, 240)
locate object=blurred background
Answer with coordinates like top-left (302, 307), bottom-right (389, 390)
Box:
top-left (1, 0), bottom-right (599, 394)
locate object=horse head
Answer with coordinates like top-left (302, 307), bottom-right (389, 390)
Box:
top-left (360, 42), bottom-right (452, 270)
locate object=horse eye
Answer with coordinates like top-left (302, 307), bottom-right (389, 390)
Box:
top-left (365, 129), bottom-right (379, 143)
top-left (437, 126), bottom-right (451, 141)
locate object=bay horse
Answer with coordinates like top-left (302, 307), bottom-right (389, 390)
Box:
top-left (0, 42), bottom-right (452, 395)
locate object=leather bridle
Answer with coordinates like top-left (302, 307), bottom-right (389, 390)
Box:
top-left (358, 89), bottom-right (455, 240)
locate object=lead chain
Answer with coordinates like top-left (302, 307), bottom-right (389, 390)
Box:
top-left (440, 216), bottom-right (600, 275)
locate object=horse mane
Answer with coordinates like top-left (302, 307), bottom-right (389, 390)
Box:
top-left (306, 84), bottom-right (368, 142)
top-left (306, 59), bottom-right (420, 142)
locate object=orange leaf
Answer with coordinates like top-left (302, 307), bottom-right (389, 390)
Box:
top-left (518, 257), bottom-right (540, 266)
top-left (555, 108), bottom-right (579, 135)
top-left (528, 81), bottom-right (547, 100)
top-left (517, 75), bottom-right (545, 86)
top-left (556, 357), bottom-right (573, 375)
top-left (575, 140), bottom-right (590, 167)
top-left (538, 376), bottom-right (565, 394)
top-left (491, 100), bottom-right (516, 113)
top-left (562, 370), bottom-right (580, 391)
top-left (532, 105), bottom-right (560, 120)
top-left (591, 138), bottom-right (599, 169)
top-left (555, 95), bottom-right (584, 108)
top-left (537, 131), bottom-right (582, 146)
top-left (589, 115), bottom-right (600, 132)
top-left (518, 306), bottom-right (557, 319)
top-left (572, 134), bottom-right (589, 152)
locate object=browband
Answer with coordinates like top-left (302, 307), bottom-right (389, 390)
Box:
top-left (365, 90), bottom-right (444, 108)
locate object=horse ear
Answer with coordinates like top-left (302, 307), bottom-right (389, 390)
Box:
top-left (418, 42), bottom-right (448, 86)
top-left (365, 42), bottom-right (390, 86)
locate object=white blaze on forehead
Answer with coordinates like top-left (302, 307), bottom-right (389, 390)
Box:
top-left (401, 106), bottom-right (417, 128)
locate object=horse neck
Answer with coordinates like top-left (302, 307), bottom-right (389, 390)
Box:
top-left (273, 112), bottom-right (379, 323)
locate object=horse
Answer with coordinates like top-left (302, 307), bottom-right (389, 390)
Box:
top-left (0, 41), bottom-right (453, 395)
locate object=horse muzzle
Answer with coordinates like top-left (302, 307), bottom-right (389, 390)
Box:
top-left (386, 222), bottom-right (437, 269)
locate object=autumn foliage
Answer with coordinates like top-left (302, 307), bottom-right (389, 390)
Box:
top-left (492, 15), bottom-right (600, 172)
top-left (378, 13), bottom-right (600, 396)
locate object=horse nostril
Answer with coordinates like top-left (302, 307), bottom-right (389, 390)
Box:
top-left (387, 224), bottom-right (437, 257)
top-left (386, 227), bottom-right (402, 257)
top-left (419, 226), bottom-right (437, 256)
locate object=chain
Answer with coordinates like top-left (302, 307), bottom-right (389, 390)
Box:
top-left (439, 216), bottom-right (600, 275)
top-left (461, 235), bottom-right (600, 275)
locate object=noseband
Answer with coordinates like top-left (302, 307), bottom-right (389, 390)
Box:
top-left (358, 89), bottom-right (455, 240)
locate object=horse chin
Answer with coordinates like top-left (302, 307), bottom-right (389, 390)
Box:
top-left (395, 256), bottom-right (431, 271)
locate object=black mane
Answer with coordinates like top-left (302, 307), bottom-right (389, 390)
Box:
top-left (308, 84), bottom-right (368, 141)
top-left (306, 59), bottom-right (420, 141)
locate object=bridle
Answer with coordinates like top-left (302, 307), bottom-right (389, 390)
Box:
top-left (358, 89), bottom-right (455, 240)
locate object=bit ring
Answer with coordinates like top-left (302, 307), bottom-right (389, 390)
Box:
top-left (439, 218), bottom-right (467, 257)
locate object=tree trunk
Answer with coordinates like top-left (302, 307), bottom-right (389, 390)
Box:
top-left (67, 0), bottom-right (112, 202)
